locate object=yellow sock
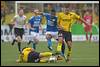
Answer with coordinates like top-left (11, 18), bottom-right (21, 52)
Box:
top-left (40, 52), bottom-right (52, 57)
top-left (67, 47), bottom-right (72, 58)
top-left (57, 42), bottom-right (62, 52)
top-left (40, 59), bottom-right (48, 63)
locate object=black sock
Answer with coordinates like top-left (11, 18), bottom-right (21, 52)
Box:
top-left (33, 42), bottom-right (36, 49)
top-left (18, 42), bottom-right (21, 53)
top-left (12, 39), bottom-right (16, 45)
top-left (61, 42), bottom-right (65, 55)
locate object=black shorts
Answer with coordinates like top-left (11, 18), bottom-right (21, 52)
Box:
top-left (14, 28), bottom-right (24, 39)
top-left (58, 30), bottom-right (72, 42)
top-left (28, 51), bottom-right (40, 63)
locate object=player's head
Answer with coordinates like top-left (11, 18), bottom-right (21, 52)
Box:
top-left (33, 9), bottom-right (40, 15)
top-left (50, 9), bottom-right (56, 16)
top-left (85, 10), bottom-right (90, 16)
top-left (22, 47), bottom-right (27, 51)
top-left (61, 7), bottom-right (70, 14)
top-left (18, 9), bottom-right (24, 16)
top-left (65, 8), bottom-right (70, 14)
top-left (61, 7), bottom-right (66, 13)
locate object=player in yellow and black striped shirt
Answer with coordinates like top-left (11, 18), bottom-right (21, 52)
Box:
top-left (16, 47), bottom-right (64, 63)
top-left (57, 8), bottom-right (88, 63)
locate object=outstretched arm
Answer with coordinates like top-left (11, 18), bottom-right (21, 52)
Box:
top-left (78, 18), bottom-right (88, 26)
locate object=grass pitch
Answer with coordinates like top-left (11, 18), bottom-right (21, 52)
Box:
top-left (1, 41), bottom-right (99, 66)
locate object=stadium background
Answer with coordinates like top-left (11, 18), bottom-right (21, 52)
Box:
top-left (1, 1), bottom-right (99, 42)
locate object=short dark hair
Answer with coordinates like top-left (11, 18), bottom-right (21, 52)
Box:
top-left (18, 8), bottom-right (24, 13)
top-left (22, 47), bottom-right (28, 51)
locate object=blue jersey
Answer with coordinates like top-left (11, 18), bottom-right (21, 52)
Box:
top-left (43, 13), bottom-right (58, 32)
top-left (29, 15), bottom-right (42, 33)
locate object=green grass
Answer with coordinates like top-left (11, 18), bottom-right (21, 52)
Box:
top-left (72, 23), bottom-right (98, 35)
top-left (1, 41), bottom-right (99, 66)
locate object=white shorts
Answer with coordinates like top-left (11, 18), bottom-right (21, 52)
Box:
top-left (30, 31), bottom-right (39, 40)
top-left (45, 31), bottom-right (58, 39)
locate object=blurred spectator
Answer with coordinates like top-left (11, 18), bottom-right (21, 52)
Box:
top-left (1, 8), bottom-right (5, 25)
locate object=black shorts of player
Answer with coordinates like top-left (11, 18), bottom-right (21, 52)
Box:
top-left (28, 51), bottom-right (40, 63)
top-left (14, 28), bottom-right (24, 39)
top-left (58, 30), bottom-right (72, 42)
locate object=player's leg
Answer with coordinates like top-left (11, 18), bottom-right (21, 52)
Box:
top-left (17, 28), bottom-right (24, 53)
top-left (32, 32), bottom-right (39, 49)
top-left (39, 57), bottom-right (49, 63)
top-left (32, 37), bottom-right (39, 49)
top-left (85, 26), bottom-right (89, 41)
top-left (16, 53), bottom-right (23, 63)
top-left (15, 29), bottom-right (24, 63)
top-left (16, 36), bottom-right (22, 53)
top-left (66, 41), bottom-right (72, 63)
top-left (52, 31), bottom-right (58, 44)
top-left (57, 30), bottom-right (64, 53)
top-left (12, 28), bottom-right (18, 45)
top-left (89, 26), bottom-right (92, 42)
top-left (65, 32), bottom-right (72, 63)
top-left (53, 31), bottom-right (65, 56)
top-left (27, 31), bottom-right (33, 45)
top-left (86, 32), bottom-right (88, 41)
top-left (46, 33), bottom-right (53, 51)
top-left (39, 52), bottom-right (63, 63)
top-left (27, 40), bottom-right (32, 45)
top-left (39, 52), bottom-right (55, 63)
top-left (40, 52), bottom-right (53, 57)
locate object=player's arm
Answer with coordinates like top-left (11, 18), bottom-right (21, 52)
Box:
top-left (27, 18), bottom-right (34, 30)
top-left (78, 18), bottom-right (88, 26)
top-left (73, 13), bottom-right (88, 26)
top-left (39, 12), bottom-right (47, 25)
top-left (24, 16), bottom-right (28, 29)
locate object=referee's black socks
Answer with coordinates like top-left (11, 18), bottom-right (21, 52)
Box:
top-left (18, 42), bottom-right (21, 54)
top-left (12, 39), bottom-right (17, 45)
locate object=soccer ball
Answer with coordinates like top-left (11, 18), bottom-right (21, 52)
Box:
top-left (48, 56), bottom-right (57, 63)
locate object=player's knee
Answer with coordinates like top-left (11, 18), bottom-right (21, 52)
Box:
top-left (34, 39), bottom-right (39, 44)
top-left (17, 36), bottom-right (22, 42)
top-left (67, 41), bottom-right (72, 48)
top-left (58, 36), bottom-right (63, 43)
top-left (46, 34), bottom-right (52, 40)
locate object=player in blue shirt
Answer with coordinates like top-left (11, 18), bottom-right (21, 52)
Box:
top-left (42, 10), bottom-right (58, 51)
top-left (27, 9), bottom-right (42, 49)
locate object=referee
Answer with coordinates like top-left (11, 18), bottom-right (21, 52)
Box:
top-left (11, 9), bottom-right (27, 54)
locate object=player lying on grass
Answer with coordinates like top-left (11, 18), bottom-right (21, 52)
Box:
top-left (16, 47), bottom-right (63, 63)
